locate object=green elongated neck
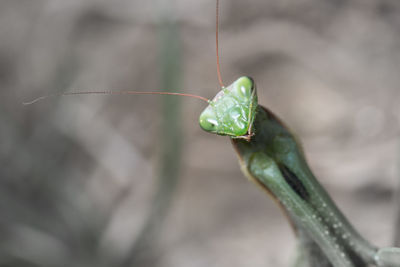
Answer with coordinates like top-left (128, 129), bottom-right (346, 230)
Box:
top-left (231, 106), bottom-right (377, 267)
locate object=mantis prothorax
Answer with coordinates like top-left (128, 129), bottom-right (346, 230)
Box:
top-left (24, 1), bottom-right (400, 266)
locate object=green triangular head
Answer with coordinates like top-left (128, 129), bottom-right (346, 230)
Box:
top-left (199, 76), bottom-right (258, 140)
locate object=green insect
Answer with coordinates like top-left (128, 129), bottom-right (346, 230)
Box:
top-left (198, 74), bottom-right (400, 267)
top-left (199, 76), bottom-right (368, 267)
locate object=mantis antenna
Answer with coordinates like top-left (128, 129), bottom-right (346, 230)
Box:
top-left (23, 90), bottom-right (210, 105)
top-left (24, 1), bottom-right (226, 105)
top-left (216, 0), bottom-right (225, 88)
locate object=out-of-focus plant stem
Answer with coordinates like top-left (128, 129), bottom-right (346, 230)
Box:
top-left (123, 2), bottom-right (183, 266)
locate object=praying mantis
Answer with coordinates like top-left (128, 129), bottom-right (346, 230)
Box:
top-left (200, 75), bottom-right (400, 267)
top-left (24, 1), bottom-right (400, 266)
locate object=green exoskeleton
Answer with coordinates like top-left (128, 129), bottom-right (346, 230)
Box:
top-left (199, 76), bottom-right (257, 140)
top-left (199, 76), bottom-right (400, 267)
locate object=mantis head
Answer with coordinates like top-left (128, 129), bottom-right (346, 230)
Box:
top-left (199, 76), bottom-right (258, 140)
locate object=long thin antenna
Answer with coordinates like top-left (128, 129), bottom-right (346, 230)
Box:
top-left (23, 90), bottom-right (210, 105)
top-left (216, 0), bottom-right (225, 88)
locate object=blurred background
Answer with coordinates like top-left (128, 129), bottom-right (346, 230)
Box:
top-left (2, 0), bottom-right (400, 266)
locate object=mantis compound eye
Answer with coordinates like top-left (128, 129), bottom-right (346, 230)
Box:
top-left (233, 76), bottom-right (255, 99)
top-left (199, 109), bottom-right (219, 132)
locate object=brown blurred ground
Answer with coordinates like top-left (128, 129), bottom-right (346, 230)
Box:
top-left (1, 0), bottom-right (400, 266)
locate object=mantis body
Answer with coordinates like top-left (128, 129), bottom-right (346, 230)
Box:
top-left (198, 76), bottom-right (400, 267)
